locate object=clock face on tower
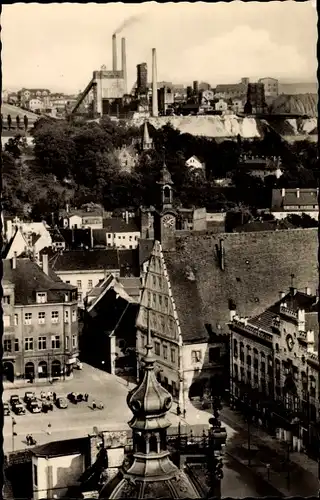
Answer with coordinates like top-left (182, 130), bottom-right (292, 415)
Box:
top-left (162, 214), bottom-right (175, 228)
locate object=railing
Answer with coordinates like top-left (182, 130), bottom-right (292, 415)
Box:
top-left (233, 320), bottom-right (273, 342)
top-left (280, 305), bottom-right (298, 319)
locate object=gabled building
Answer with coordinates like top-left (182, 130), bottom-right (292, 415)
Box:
top-left (136, 240), bottom-right (229, 410)
top-left (60, 208), bottom-right (104, 230)
top-left (239, 155), bottom-right (283, 179)
top-left (271, 188), bottom-right (319, 220)
top-left (229, 287), bottom-right (319, 456)
top-left (3, 227), bottom-right (32, 259)
top-left (82, 275), bottom-right (139, 375)
top-left (2, 254), bottom-right (79, 384)
top-left (50, 249), bottom-right (121, 306)
top-left (185, 156), bottom-right (206, 176)
top-left (103, 217), bottom-right (141, 249)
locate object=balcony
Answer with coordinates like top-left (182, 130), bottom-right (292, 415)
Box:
top-left (280, 305), bottom-right (298, 319)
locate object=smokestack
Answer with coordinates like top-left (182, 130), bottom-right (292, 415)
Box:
top-left (152, 48), bottom-right (158, 117)
top-left (121, 37), bottom-right (127, 95)
top-left (112, 34), bottom-right (117, 72)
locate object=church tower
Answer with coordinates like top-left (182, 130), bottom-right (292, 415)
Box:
top-left (141, 120), bottom-right (153, 151)
top-left (99, 315), bottom-right (200, 499)
top-left (154, 160), bottom-right (176, 252)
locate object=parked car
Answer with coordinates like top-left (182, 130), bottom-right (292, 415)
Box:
top-left (27, 400), bottom-right (41, 413)
top-left (56, 397), bottom-right (68, 409)
top-left (4, 403), bottom-right (10, 416)
top-left (10, 395), bottom-right (20, 407)
top-left (42, 401), bottom-right (53, 413)
top-left (67, 392), bottom-right (78, 404)
top-left (24, 391), bottom-right (36, 403)
top-left (13, 403), bottom-right (26, 415)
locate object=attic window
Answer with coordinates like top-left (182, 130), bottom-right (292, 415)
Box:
top-left (236, 277), bottom-right (241, 283)
top-left (36, 292), bottom-right (47, 304)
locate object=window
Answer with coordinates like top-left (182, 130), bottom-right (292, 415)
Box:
top-left (88, 280), bottom-right (93, 289)
top-left (64, 293), bottom-right (69, 302)
top-left (65, 336), bottom-right (69, 350)
top-left (171, 348), bottom-right (176, 363)
top-left (33, 464), bottom-right (38, 487)
top-left (163, 345), bottom-right (168, 359)
top-left (51, 311), bottom-right (59, 323)
top-left (154, 342), bottom-right (160, 355)
top-left (36, 292), bottom-right (47, 304)
top-left (14, 314), bottom-right (18, 326)
top-left (77, 292), bottom-right (82, 302)
top-left (38, 336), bottom-right (47, 350)
top-left (72, 310), bottom-right (77, 322)
top-left (14, 339), bottom-right (19, 351)
top-left (108, 234), bottom-right (111, 239)
top-left (72, 334), bottom-right (77, 349)
top-left (209, 347), bottom-right (220, 363)
top-left (152, 275), bottom-right (156, 286)
top-left (24, 313), bottom-right (32, 325)
top-left (3, 295), bottom-right (10, 304)
top-left (233, 339), bottom-right (238, 357)
top-left (4, 339), bottom-right (12, 352)
top-left (4, 315), bottom-right (10, 327)
top-left (191, 350), bottom-right (202, 363)
top-left (64, 310), bottom-right (69, 323)
top-left (76, 280), bottom-right (82, 289)
top-left (38, 312), bottom-right (45, 324)
top-left (25, 337), bottom-right (34, 351)
top-left (51, 335), bottom-right (60, 349)
top-left (158, 295), bottom-right (162, 306)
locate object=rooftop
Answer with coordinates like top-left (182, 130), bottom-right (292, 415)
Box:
top-left (51, 249), bottom-right (120, 272)
top-left (32, 437), bottom-right (89, 458)
top-left (164, 229), bottom-right (318, 341)
top-left (3, 258), bottom-right (76, 305)
top-left (272, 188), bottom-right (319, 209)
top-left (103, 217), bottom-right (140, 233)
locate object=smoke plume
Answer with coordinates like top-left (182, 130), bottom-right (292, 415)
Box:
top-left (114, 15), bottom-right (142, 35)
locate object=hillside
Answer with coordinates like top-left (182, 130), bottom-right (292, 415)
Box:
top-left (269, 94), bottom-right (318, 118)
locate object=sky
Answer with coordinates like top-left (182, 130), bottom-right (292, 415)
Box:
top-left (2, 1), bottom-right (318, 94)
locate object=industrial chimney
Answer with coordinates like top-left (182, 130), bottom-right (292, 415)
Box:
top-left (112, 34), bottom-right (117, 72)
top-left (152, 48), bottom-right (158, 117)
top-left (121, 37), bottom-right (127, 95)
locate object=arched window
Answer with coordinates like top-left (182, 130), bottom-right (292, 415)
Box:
top-left (163, 186), bottom-right (171, 204)
top-left (134, 432), bottom-right (145, 453)
top-left (38, 361), bottom-right (48, 379)
top-left (149, 434), bottom-right (158, 453)
top-left (25, 362), bottom-right (35, 380)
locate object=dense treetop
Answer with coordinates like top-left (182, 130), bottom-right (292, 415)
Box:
top-left (2, 116), bottom-right (318, 221)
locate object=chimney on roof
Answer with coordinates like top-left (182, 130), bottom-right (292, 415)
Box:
top-left (279, 291), bottom-right (286, 300)
top-left (66, 203), bottom-right (70, 213)
top-left (290, 286), bottom-right (297, 297)
top-left (12, 251), bottom-right (17, 270)
top-left (42, 253), bottom-right (49, 276)
top-left (281, 188), bottom-right (285, 198)
top-left (305, 287), bottom-right (311, 296)
top-left (296, 188), bottom-right (300, 199)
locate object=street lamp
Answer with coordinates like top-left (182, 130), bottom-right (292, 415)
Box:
top-left (11, 417), bottom-right (17, 452)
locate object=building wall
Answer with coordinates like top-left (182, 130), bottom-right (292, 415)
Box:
top-left (106, 231), bottom-right (141, 249)
top-left (56, 269), bottom-right (120, 306)
top-left (272, 210), bottom-right (318, 220)
top-left (32, 453), bottom-right (85, 500)
top-left (258, 78), bottom-right (279, 97)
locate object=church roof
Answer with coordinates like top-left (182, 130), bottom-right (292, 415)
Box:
top-left (157, 162), bottom-right (173, 186)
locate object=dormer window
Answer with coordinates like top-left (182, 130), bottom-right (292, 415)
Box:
top-left (36, 292), bottom-right (47, 304)
top-left (64, 293), bottom-right (69, 302)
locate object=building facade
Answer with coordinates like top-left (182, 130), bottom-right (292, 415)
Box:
top-left (2, 255), bottom-right (79, 384)
top-left (229, 287), bottom-right (319, 455)
top-left (271, 188), bottom-right (319, 220)
top-left (258, 77), bottom-right (279, 98)
top-left (136, 240), bottom-right (229, 409)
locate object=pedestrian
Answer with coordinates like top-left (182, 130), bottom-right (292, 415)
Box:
top-left (26, 434), bottom-right (30, 445)
top-left (47, 422), bottom-right (52, 435)
top-left (84, 393), bottom-right (88, 402)
top-left (92, 400), bottom-right (96, 410)
top-left (177, 405), bottom-right (181, 416)
top-left (183, 409), bottom-right (186, 419)
top-left (53, 392), bottom-right (56, 401)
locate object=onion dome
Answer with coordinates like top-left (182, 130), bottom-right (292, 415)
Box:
top-left (127, 333), bottom-right (172, 431)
